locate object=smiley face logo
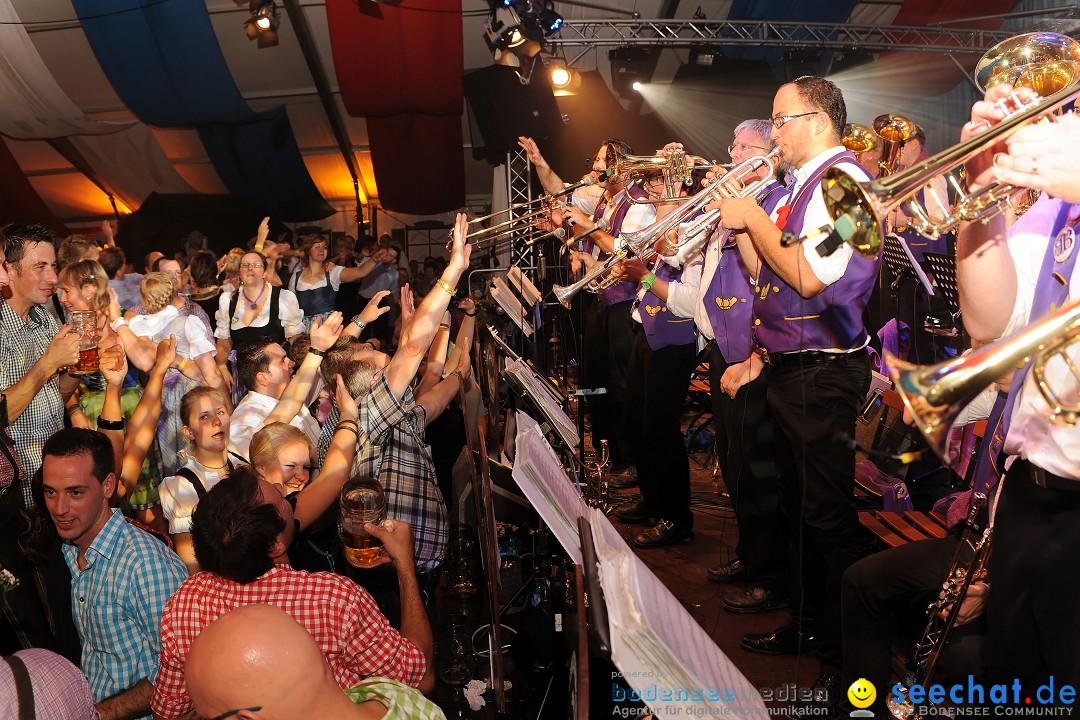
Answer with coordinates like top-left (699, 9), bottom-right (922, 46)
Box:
top-left (848, 678), bottom-right (876, 709)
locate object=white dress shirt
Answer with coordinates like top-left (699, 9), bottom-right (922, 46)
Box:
top-left (158, 460), bottom-right (228, 534)
top-left (127, 304), bottom-right (215, 359)
top-left (776, 145), bottom-right (873, 287)
top-left (214, 284), bottom-right (305, 341)
top-left (999, 198), bottom-right (1080, 481)
top-left (227, 389), bottom-right (322, 460)
top-left (572, 184), bottom-right (656, 250)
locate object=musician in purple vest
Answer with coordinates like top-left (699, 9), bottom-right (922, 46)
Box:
top-left (607, 172), bottom-right (703, 548)
top-left (958, 84), bottom-right (1080, 699)
top-left (693, 121), bottom-right (792, 613)
top-left (712, 76), bottom-right (879, 701)
top-left (518, 136), bottom-right (656, 475)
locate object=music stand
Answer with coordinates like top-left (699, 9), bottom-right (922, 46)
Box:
top-left (923, 252), bottom-right (960, 316)
top-left (882, 234), bottom-right (934, 296)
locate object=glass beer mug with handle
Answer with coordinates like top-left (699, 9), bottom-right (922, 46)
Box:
top-left (68, 310), bottom-right (100, 376)
top-left (340, 476), bottom-right (387, 569)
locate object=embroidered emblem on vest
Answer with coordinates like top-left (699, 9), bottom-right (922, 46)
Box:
top-left (715, 296), bottom-right (739, 311)
top-left (645, 305), bottom-right (664, 317)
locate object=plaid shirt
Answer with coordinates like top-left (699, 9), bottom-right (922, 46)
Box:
top-left (345, 678), bottom-right (447, 719)
top-left (152, 563), bottom-right (426, 719)
top-left (353, 374), bottom-right (448, 573)
top-left (0, 648), bottom-right (97, 720)
top-left (62, 509), bottom-right (187, 717)
top-left (0, 298), bottom-right (64, 508)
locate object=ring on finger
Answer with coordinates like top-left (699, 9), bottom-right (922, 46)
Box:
top-left (1030, 156), bottom-right (1039, 175)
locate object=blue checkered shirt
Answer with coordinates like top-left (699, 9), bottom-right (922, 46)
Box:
top-left (63, 509), bottom-right (187, 717)
top-left (0, 299), bottom-right (64, 508)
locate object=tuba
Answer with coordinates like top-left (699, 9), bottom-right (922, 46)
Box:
top-left (817, 31), bottom-right (1080, 260)
top-left (842, 123), bottom-right (876, 153)
top-left (889, 296), bottom-right (1080, 461)
top-left (872, 113), bottom-right (918, 177)
top-left (615, 148), bottom-right (718, 204)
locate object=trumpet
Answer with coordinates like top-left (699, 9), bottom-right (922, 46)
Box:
top-left (552, 148), bottom-right (782, 307)
top-left (453, 175), bottom-right (596, 252)
top-left (817, 31), bottom-right (1080, 259)
top-left (615, 148), bottom-right (720, 204)
top-left (873, 113), bottom-right (918, 177)
top-left (890, 296), bottom-right (1080, 461)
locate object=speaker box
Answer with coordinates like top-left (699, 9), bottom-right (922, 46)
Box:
top-left (463, 64), bottom-right (563, 156)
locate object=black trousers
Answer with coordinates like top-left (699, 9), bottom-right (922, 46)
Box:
top-left (988, 464), bottom-right (1080, 698)
top-left (708, 342), bottom-right (788, 589)
top-left (623, 333), bottom-right (697, 527)
top-left (766, 350), bottom-right (871, 667)
top-left (582, 299), bottom-right (637, 464)
top-left (840, 535), bottom-right (988, 715)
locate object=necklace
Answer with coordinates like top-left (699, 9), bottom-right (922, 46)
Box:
top-left (195, 456), bottom-right (228, 470)
top-left (242, 282), bottom-right (266, 311)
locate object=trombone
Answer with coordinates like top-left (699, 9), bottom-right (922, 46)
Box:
top-left (453, 175), bottom-right (595, 252)
top-left (552, 148), bottom-right (782, 307)
top-left (815, 31), bottom-right (1080, 259)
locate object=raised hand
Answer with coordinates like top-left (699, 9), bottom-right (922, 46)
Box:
top-left (309, 312), bottom-right (345, 352)
top-left (448, 213), bottom-right (471, 273)
top-left (255, 216), bottom-right (270, 252)
top-left (364, 518), bottom-right (416, 570)
top-left (107, 287), bottom-right (122, 322)
top-left (517, 136), bottom-right (546, 168)
top-left (335, 374), bottom-right (358, 423)
top-left (457, 295), bottom-right (476, 314)
top-left (359, 290), bottom-right (393, 325)
top-left (99, 344), bottom-right (129, 386)
top-left (155, 335), bottom-right (178, 372)
top-left (399, 283), bottom-right (416, 329)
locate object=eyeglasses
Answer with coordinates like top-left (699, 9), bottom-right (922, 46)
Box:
top-left (771, 111), bottom-right (821, 130)
top-left (728, 142), bottom-right (768, 154)
top-left (209, 707), bottom-right (262, 720)
top-left (239, 263), bottom-right (264, 270)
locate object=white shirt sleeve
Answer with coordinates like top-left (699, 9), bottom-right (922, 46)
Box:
top-left (278, 289), bottom-right (305, 339)
top-left (666, 258), bottom-right (704, 319)
top-left (572, 183), bottom-right (602, 217)
top-left (328, 264), bottom-right (345, 291)
top-left (184, 315), bottom-right (216, 358)
top-left (215, 291), bottom-right (232, 340)
top-left (801, 160), bottom-right (872, 287)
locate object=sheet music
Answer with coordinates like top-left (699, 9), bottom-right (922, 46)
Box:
top-left (507, 266), bottom-right (542, 306)
top-left (491, 276), bottom-right (535, 337)
top-left (589, 509), bottom-right (769, 718)
top-left (503, 359), bottom-right (578, 448)
top-left (510, 412), bottom-right (588, 565)
top-left (886, 234), bottom-right (935, 296)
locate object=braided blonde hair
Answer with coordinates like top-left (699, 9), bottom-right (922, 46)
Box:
top-left (140, 272), bottom-right (175, 314)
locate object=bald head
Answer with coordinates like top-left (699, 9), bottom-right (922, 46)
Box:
top-left (186, 605), bottom-right (343, 720)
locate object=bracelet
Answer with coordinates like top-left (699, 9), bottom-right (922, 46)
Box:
top-left (450, 370), bottom-right (466, 384)
top-left (177, 358), bottom-right (189, 373)
top-left (464, 310), bottom-right (477, 317)
top-left (309, 347), bottom-right (326, 358)
top-left (350, 316), bottom-right (367, 332)
top-left (97, 417), bottom-right (125, 431)
top-left (435, 279), bottom-right (456, 296)
top-left (335, 423), bottom-right (360, 439)
top-left (65, 404), bottom-right (79, 417)
top-left (110, 317), bottom-right (127, 331)
top-left (337, 418), bottom-right (358, 428)
top-left (439, 322), bottom-right (451, 330)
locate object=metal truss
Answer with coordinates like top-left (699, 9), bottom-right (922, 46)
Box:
top-left (547, 19), bottom-right (1023, 54)
top-left (505, 148), bottom-right (536, 268)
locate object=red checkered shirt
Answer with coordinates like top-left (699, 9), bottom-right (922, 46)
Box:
top-left (151, 564), bottom-right (426, 719)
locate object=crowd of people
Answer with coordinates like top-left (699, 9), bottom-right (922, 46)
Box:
top-left (0, 58), bottom-right (1078, 720)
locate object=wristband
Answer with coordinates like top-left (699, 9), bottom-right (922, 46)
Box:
top-left (110, 317), bottom-right (128, 331)
top-left (439, 322), bottom-right (451, 330)
top-left (177, 358), bottom-right (189, 373)
top-left (435, 279), bottom-right (456, 296)
top-left (97, 417), bottom-right (125, 431)
top-left (641, 272), bottom-right (657, 292)
top-left (335, 423), bottom-right (360, 439)
top-left (464, 310), bottom-right (477, 317)
top-left (309, 347), bottom-right (326, 358)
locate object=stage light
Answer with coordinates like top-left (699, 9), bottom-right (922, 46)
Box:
top-left (245, 0), bottom-right (279, 48)
top-left (551, 67), bottom-right (571, 87)
top-left (632, 81), bottom-right (643, 91)
top-left (609, 46), bottom-right (652, 98)
top-left (538, 8), bottom-right (563, 34)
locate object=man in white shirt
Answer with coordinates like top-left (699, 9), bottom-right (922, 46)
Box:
top-left (955, 86), bottom-right (1080, 701)
top-left (228, 339), bottom-right (322, 460)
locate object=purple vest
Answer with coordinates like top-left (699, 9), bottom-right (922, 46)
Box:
top-left (588, 185), bottom-right (650, 307)
top-left (639, 260), bottom-right (696, 350)
top-left (753, 150), bottom-right (880, 353)
top-left (705, 181), bottom-right (789, 363)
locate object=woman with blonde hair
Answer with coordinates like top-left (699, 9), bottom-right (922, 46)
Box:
top-left (110, 272), bottom-right (229, 479)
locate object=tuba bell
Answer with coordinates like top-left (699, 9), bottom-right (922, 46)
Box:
top-left (872, 113), bottom-right (918, 177)
top-left (818, 31), bottom-right (1080, 260)
top-left (614, 148), bottom-right (718, 204)
top-left (842, 123), bottom-right (876, 153)
top-left (889, 296), bottom-right (1080, 461)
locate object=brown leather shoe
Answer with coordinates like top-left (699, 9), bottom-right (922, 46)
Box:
top-left (721, 585), bottom-right (789, 614)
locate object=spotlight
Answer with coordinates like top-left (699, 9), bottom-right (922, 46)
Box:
top-left (551, 67), bottom-right (571, 87)
top-left (609, 46), bottom-right (652, 98)
top-left (538, 8), bottom-right (563, 34)
top-left (632, 81), bottom-right (643, 92)
top-left (245, 0), bottom-right (279, 48)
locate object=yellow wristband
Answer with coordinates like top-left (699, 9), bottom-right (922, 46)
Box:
top-left (435, 279), bottom-right (456, 296)
top-left (177, 358), bottom-right (189, 372)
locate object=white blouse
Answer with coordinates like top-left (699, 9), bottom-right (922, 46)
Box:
top-left (290, 264), bottom-right (345, 292)
top-left (158, 460), bottom-right (229, 534)
top-left (214, 283), bottom-right (305, 341)
top-left (127, 305), bottom-right (216, 359)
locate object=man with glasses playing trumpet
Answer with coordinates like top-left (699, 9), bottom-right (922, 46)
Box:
top-left (712, 76), bottom-right (879, 704)
top-left (693, 121), bottom-right (792, 613)
top-left (956, 79), bottom-right (1080, 698)
top-left (517, 136), bottom-right (655, 477)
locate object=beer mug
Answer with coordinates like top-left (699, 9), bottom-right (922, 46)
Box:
top-left (68, 310), bottom-right (100, 376)
top-left (340, 477), bottom-right (387, 569)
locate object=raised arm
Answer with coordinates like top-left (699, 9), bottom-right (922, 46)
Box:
top-left (122, 338), bottom-right (176, 495)
top-left (414, 312), bottom-right (451, 399)
top-left (518, 136), bottom-right (565, 196)
top-left (97, 344), bottom-right (128, 486)
top-left (263, 313), bottom-right (343, 427)
top-left (291, 376), bottom-right (360, 530)
top-left (384, 214), bottom-right (471, 398)
top-left (344, 290), bottom-right (391, 340)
